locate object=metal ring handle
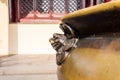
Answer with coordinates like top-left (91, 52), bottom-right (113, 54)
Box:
top-left (59, 24), bottom-right (76, 39)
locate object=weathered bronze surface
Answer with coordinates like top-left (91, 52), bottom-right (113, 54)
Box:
top-left (49, 0), bottom-right (120, 80)
top-left (57, 35), bottom-right (120, 80)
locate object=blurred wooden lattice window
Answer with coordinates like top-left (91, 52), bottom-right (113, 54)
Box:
top-left (9, 0), bottom-right (112, 23)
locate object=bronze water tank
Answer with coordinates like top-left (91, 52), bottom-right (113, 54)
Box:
top-left (50, 0), bottom-right (120, 80)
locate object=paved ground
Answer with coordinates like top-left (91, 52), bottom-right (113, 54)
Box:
top-left (0, 54), bottom-right (57, 80)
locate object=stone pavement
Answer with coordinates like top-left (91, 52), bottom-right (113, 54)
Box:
top-left (0, 54), bottom-right (57, 80)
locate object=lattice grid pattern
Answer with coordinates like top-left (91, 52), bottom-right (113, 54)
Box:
top-left (37, 0), bottom-right (50, 13)
top-left (53, 0), bottom-right (65, 13)
top-left (18, 0), bottom-right (108, 20)
top-left (69, 0), bottom-right (78, 13)
top-left (77, 0), bottom-right (84, 9)
top-left (19, 0), bottom-right (33, 18)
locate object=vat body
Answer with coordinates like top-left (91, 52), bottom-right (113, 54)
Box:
top-left (49, 0), bottom-right (120, 80)
top-left (57, 36), bottom-right (120, 80)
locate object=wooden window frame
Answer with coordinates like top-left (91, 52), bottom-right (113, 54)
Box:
top-left (9, 0), bottom-right (112, 23)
